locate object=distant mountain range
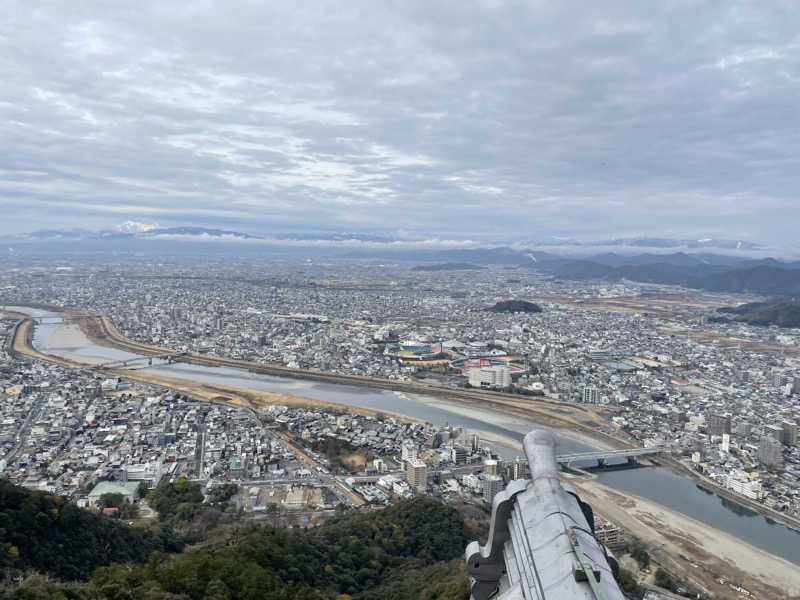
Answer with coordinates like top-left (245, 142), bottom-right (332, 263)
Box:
top-left (520, 236), bottom-right (762, 251)
top-left (7, 226), bottom-right (399, 244)
top-left (594, 237), bottom-right (761, 250)
top-left (540, 256), bottom-right (800, 297)
top-left (4, 226), bottom-right (800, 298)
top-left (4, 226), bottom-right (769, 251)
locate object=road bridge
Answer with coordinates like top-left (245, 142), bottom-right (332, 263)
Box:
top-left (92, 351), bottom-right (188, 370)
top-left (30, 315), bottom-right (95, 324)
top-left (555, 446), bottom-right (665, 467)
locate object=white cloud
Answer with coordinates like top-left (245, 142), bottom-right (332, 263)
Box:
top-left (1, 1), bottom-right (799, 244)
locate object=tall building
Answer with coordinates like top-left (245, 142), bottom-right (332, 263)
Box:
top-left (708, 414), bottom-right (731, 436)
top-left (482, 474), bottom-right (504, 503)
top-left (766, 424), bottom-right (784, 442)
top-left (782, 421), bottom-right (798, 446)
top-left (483, 459), bottom-right (500, 475)
top-left (451, 445), bottom-right (468, 465)
top-left (470, 433), bottom-right (480, 453)
top-left (406, 459), bottom-right (427, 493)
top-left (758, 436), bottom-right (783, 467)
top-left (511, 456), bottom-right (529, 480)
top-left (582, 386), bottom-right (599, 404)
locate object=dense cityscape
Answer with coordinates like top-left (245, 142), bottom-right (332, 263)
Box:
top-left (2, 257), bottom-right (799, 522)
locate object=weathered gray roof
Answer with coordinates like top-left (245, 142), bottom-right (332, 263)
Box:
top-left (466, 429), bottom-right (626, 600)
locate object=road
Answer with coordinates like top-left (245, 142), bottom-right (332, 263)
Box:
top-left (194, 411), bottom-right (207, 477)
top-left (4, 403), bottom-right (42, 464)
top-left (271, 430), bottom-right (365, 506)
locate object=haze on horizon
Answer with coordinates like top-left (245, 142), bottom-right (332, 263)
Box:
top-left (2, 1), bottom-right (799, 246)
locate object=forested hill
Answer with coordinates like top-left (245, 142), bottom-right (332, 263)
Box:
top-left (1, 493), bottom-right (474, 600)
top-left (0, 479), bottom-right (183, 581)
top-left (716, 301), bottom-right (800, 328)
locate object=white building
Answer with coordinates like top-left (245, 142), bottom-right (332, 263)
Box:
top-left (461, 473), bottom-right (481, 492)
top-left (123, 460), bottom-right (163, 484)
top-left (392, 480), bottom-right (412, 498)
top-left (725, 472), bottom-right (763, 500)
top-left (377, 474), bottom-right (400, 490)
top-left (469, 366), bottom-right (511, 389)
top-left (582, 386), bottom-right (599, 404)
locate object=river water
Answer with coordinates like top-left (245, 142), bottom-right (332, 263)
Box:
top-left (20, 313), bottom-right (800, 565)
top-left (28, 318), bottom-right (591, 456)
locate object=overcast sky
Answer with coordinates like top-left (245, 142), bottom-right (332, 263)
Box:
top-left (1, 1), bottom-right (799, 243)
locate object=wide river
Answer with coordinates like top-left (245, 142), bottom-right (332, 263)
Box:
top-left (14, 311), bottom-right (800, 565)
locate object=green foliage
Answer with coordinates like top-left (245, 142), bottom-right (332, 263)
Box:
top-left (0, 480), bottom-right (183, 581)
top-left (0, 577), bottom-right (102, 600)
top-left (206, 485), bottom-right (238, 511)
top-left (147, 479), bottom-right (205, 521)
top-left (615, 568), bottom-right (639, 595)
top-left (119, 503), bottom-right (139, 520)
top-left (654, 568), bottom-right (675, 591)
top-left (98, 494), bottom-right (125, 509)
top-left (136, 482), bottom-right (149, 500)
top-left (357, 558), bottom-right (469, 600)
top-left (630, 545), bottom-right (650, 569)
top-left (1, 497), bottom-right (472, 600)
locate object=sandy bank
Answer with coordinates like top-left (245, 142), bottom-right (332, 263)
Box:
top-left (37, 321), bottom-right (612, 451)
top-left (570, 476), bottom-right (800, 599)
top-left (102, 368), bottom-right (423, 424)
top-left (410, 393), bottom-right (616, 452)
top-left (46, 323), bottom-right (97, 350)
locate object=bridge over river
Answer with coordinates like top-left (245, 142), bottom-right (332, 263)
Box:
top-left (556, 446), bottom-right (665, 467)
top-left (29, 315), bottom-right (95, 325)
top-left (92, 351), bottom-right (189, 370)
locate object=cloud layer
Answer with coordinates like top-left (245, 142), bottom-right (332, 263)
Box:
top-left (2, 1), bottom-right (799, 242)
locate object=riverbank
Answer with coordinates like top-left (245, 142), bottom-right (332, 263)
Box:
top-left (37, 310), bottom-right (619, 457)
top-left (409, 392), bottom-right (616, 452)
top-left (657, 455), bottom-right (800, 533)
top-left (13, 315), bottom-right (594, 450)
top-left (73, 311), bottom-right (632, 450)
top-left (15, 319), bottom-right (425, 422)
top-left (105, 366), bottom-right (425, 424)
top-left (11, 319), bottom-right (85, 368)
top-left (570, 475), bottom-right (800, 599)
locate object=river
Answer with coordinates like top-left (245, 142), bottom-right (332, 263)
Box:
top-left (28, 316), bottom-right (595, 457)
top-left (14, 310), bottom-right (800, 565)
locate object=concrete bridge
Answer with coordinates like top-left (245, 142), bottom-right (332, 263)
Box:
top-left (556, 446), bottom-right (665, 467)
top-left (92, 351), bottom-right (188, 370)
top-left (30, 315), bottom-right (95, 324)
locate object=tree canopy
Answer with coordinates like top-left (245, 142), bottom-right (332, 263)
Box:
top-left (1, 496), bottom-right (473, 600)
